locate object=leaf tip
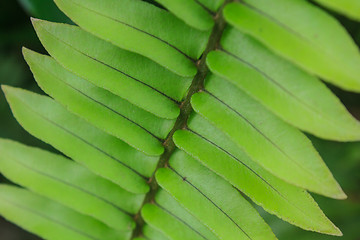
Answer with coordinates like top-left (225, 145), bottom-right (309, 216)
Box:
top-left (333, 188), bottom-right (347, 200)
top-left (1, 85), bottom-right (21, 109)
top-left (22, 47), bottom-right (34, 61)
top-left (30, 17), bottom-right (51, 32)
top-left (322, 176), bottom-right (348, 200)
top-left (1, 85), bottom-right (12, 96)
top-left (30, 17), bottom-right (41, 26)
top-left (329, 224), bottom-right (343, 237)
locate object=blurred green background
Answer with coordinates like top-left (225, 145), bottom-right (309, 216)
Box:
top-left (0, 1), bottom-right (359, 239)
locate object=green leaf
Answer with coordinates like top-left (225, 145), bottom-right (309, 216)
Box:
top-left (155, 189), bottom-right (219, 240)
top-left (189, 84), bottom-right (345, 199)
top-left (224, 1), bottom-right (360, 92)
top-left (1, 0), bottom-right (353, 238)
top-left (143, 224), bottom-right (170, 240)
top-left (23, 48), bottom-right (171, 150)
top-left (197, 0), bottom-right (224, 12)
top-left (173, 114), bottom-right (342, 236)
top-left (2, 85), bottom-right (154, 193)
top-left (53, 0), bottom-right (205, 76)
top-left (0, 185), bottom-right (131, 240)
top-left (207, 28), bottom-right (360, 141)
top-left (31, 19), bottom-right (184, 119)
top-left (313, 0), bottom-right (360, 21)
top-left (156, 150), bottom-right (277, 240)
top-left (141, 203), bottom-right (205, 240)
top-left (154, 0), bottom-right (214, 30)
top-left (0, 139), bottom-right (144, 231)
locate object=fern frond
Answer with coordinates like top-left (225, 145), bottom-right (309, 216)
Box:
top-left (0, 185), bottom-right (131, 240)
top-left (224, 0), bottom-right (360, 92)
top-left (1, 0), bottom-right (360, 239)
top-left (207, 27), bottom-right (360, 141)
top-left (0, 139), bottom-right (142, 231)
top-left (313, 0), bottom-right (360, 21)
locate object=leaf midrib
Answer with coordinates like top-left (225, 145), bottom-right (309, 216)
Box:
top-left (14, 94), bottom-right (148, 179)
top-left (0, 196), bottom-right (101, 240)
top-left (242, 1), bottom-right (356, 73)
top-left (65, 0), bottom-right (195, 61)
top-left (34, 61), bottom-right (163, 141)
top-left (38, 24), bottom-right (179, 104)
top-left (221, 49), bottom-right (351, 133)
top-left (2, 152), bottom-right (132, 216)
top-left (186, 128), bottom-right (320, 228)
top-left (155, 203), bottom-right (209, 240)
top-left (205, 90), bottom-right (324, 186)
top-left (170, 166), bottom-right (253, 240)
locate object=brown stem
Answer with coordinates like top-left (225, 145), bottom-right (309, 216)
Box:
top-left (131, 2), bottom-right (230, 238)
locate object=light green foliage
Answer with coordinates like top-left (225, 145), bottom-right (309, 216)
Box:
top-left (143, 225), bottom-right (170, 240)
top-left (23, 48), bottom-right (169, 152)
top-left (313, 0), bottom-right (360, 21)
top-left (53, 0), bottom-right (208, 76)
top-left (173, 114), bottom-right (341, 235)
top-left (157, 150), bottom-right (277, 239)
top-left (154, 0), bottom-right (214, 30)
top-left (196, 0), bottom-right (225, 12)
top-left (0, 185), bottom-right (131, 240)
top-left (155, 190), bottom-right (219, 240)
top-left (224, 0), bottom-right (360, 92)
top-left (190, 77), bottom-right (345, 199)
top-left (208, 28), bottom-right (360, 141)
top-left (1, 0), bottom-right (359, 239)
top-left (2, 86), bottom-right (153, 193)
top-left (0, 139), bottom-right (142, 231)
top-left (142, 203), bottom-right (205, 240)
top-left (31, 19), bottom-right (185, 119)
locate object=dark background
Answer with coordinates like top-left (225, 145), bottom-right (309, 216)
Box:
top-left (0, 1), bottom-right (359, 239)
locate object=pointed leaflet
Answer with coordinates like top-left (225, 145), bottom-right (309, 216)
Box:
top-left (154, 0), bottom-right (214, 30)
top-left (224, 1), bottom-right (360, 92)
top-left (156, 150), bottom-right (276, 240)
top-left (173, 114), bottom-right (342, 235)
top-left (23, 47), bottom-right (175, 139)
top-left (190, 79), bottom-right (344, 199)
top-left (313, 0), bottom-right (360, 21)
top-left (142, 204), bottom-right (206, 240)
top-left (2, 86), bottom-right (154, 193)
top-left (155, 190), bottom-right (219, 240)
top-left (0, 185), bottom-right (131, 240)
top-left (23, 49), bottom-right (171, 149)
top-left (207, 29), bottom-right (360, 141)
top-left (53, 0), bottom-right (204, 76)
top-left (0, 139), bottom-right (146, 231)
top-left (32, 19), bottom-right (183, 119)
